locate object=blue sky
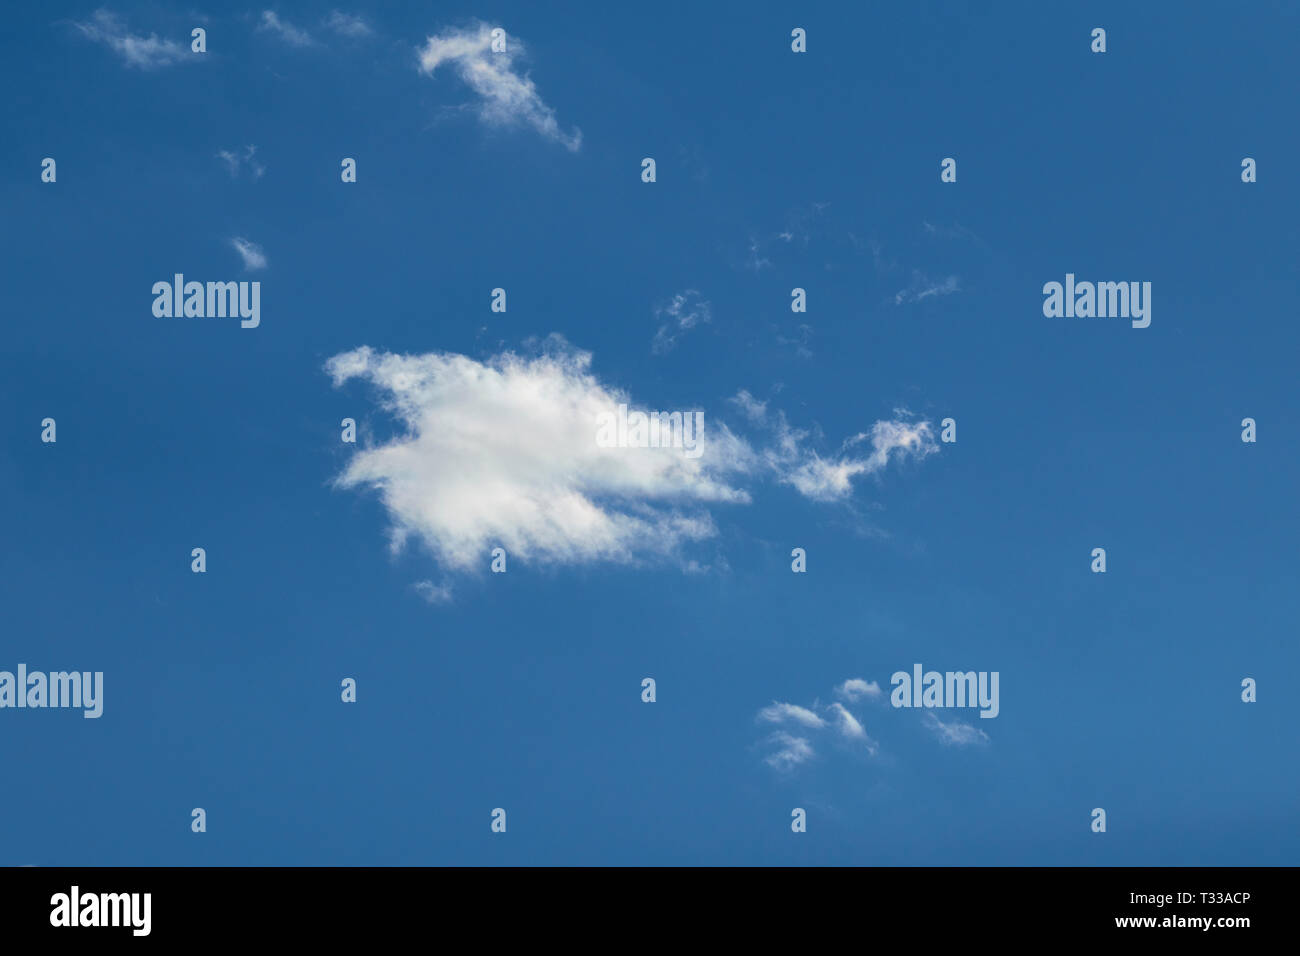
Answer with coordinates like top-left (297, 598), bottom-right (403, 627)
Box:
top-left (2, 1), bottom-right (1297, 865)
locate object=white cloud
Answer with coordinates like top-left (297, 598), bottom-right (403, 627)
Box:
top-left (763, 732), bottom-right (814, 770)
top-left (727, 390), bottom-right (767, 425)
top-left (257, 11), bottom-right (316, 47)
top-left (923, 712), bottom-right (990, 746)
top-left (72, 10), bottom-right (189, 70)
top-left (230, 237), bottom-right (268, 271)
top-left (835, 678), bottom-right (882, 702)
top-left (324, 11), bottom-right (373, 37)
top-left (217, 145), bottom-right (265, 180)
top-left (828, 703), bottom-right (878, 755)
top-left (743, 236), bottom-right (772, 272)
top-left (754, 689), bottom-right (877, 769)
top-left (326, 338), bottom-right (755, 575)
top-left (652, 290), bottom-right (711, 355)
top-left (894, 273), bottom-right (960, 305)
top-left (758, 702), bottom-right (826, 730)
top-left (327, 341), bottom-right (940, 589)
top-left (764, 410), bottom-right (938, 503)
top-left (414, 580), bottom-right (453, 604)
top-left (417, 22), bottom-right (581, 151)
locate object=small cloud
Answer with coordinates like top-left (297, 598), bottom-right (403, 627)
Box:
top-left (828, 702), bottom-right (879, 755)
top-left (414, 580), bottom-right (453, 604)
top-left (894, 273), bottom-right (960, 305)
top-left (230, 237), bottom-right (268, 271)
top-left (743, 236), bottom-right (772, 272)
top-left (753, 686), bottom-right (878, 770)
top-left (217, 145), bottom-right (265, 180)
top-left (727, 390), bottom-right (767, 425)
top-left (257, 10), bottom-right (316, 47)
top-left (71, 10), bottom-right (190, 70)
top-left (651, 290), bottom-right (711, 355)
top-left (774, 323), bottom-right (814, 359)
top-left (758, 701), bottom-right (826, 729)
top-left (763, 732), bottom-right (814, 770)
top-left (417, 22), bottom-right (581, 151)
top-left (835, 678), bottom-right (882, 702)
top-left (324, 11), bottom-right (373, 37)
top-left (923, 712), bottom-right (990, 746)
top-left (766, 409), bottom-right (938, 503)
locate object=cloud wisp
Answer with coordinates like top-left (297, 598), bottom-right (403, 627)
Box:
top-left (417, 22), bottom-right (581, 151)
top-left (755, 685), bottom-right (881, 769)
top-left (230, 237), bottom-right (268, 271)
top-left (652, 290), bottom-right (711, 355)
top-left (71, 10), bottom-right (190, 70)
top-left (257, 11), bottom-right (316, 48)
top-left (217, 145), bottom-right (265, 180)
top-left (324, 11), bottom-right (373, 38)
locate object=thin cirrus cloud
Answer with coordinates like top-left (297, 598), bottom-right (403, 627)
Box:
top-left (417, 22), bottom-right (582, 152)
top-left (325, 338), bottom-right (938, 592)
top-left (217, 145), bottom-right (265, 180)
top-left (923, 712), bottom-right (990, 746)
top-left (763, 732), bottom-right (815, 770)
top-left (835, 678), bottom-right (883, 702)
top-left (229, 237), bottom-right (267, 271)
top-left (758, 702), bottom-right (826, 729)
top-left (756, 685), bottom-right (880, 769)
top-left (324, 11), bottom-right (373, 37)
top-left (71, 10), bottom-right (191, 70)
top-left (755, 677), bottom-right (990, 772)
top-left (257, 10), bottom-right (316, 47)
top-left (413, 580), bottom-right (453, 605)
top-left (894, 272), bottom-right (961, 305)
top-left (652, 290), bottom-right (711, 355)
top-left (743, 397), bottom-right (938, 503)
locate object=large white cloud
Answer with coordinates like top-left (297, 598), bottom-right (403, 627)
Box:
top-left (417, 22), bottom-right (581, 151)
top-left (327, 339), bottom-right (752, 572)
top-left (327, 339), bottom-right (938, 580)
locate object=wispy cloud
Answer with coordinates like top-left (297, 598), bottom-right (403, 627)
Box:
top-left (414, 580), bottom-right (453, 604)
top-left (774, 323), bottom-right (814, 359)
top-left (894, 272), bottom-right (960, 305)
top-left (324, 11), bottom-right (373, 37)
top-left (417, 22), bottom-right (581, 151)
top-left (754, 685), bottom-right (878, 769)
top-left (71, 10), bottom-right (190, 70)
top-left (735, 395), bottom-right (939, 502)
top-left (763, 732), bottom-right (815, 770)
top-left (326, 340), bottom-right (939, 593)
top-left (743, 236), bottom-right (772, 272)
top-left (758, 702), bottom-right (827, 729)
top-left (727, 390), bottom-right (767, 425)
top-left (216, 145), bottom-right (265, 180)
top-left (835, 678), bottom-right (883, 702)
top-left (923, 712), bottom-right (990, 746)
top-left (230, 237), bottom-right (268, 271)
top-left (257, 11), bottom-right (316, 47)
top-left (828, 702), bottom-right (875, 753)
top-left (652, 290), bottom-right (711, 355)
